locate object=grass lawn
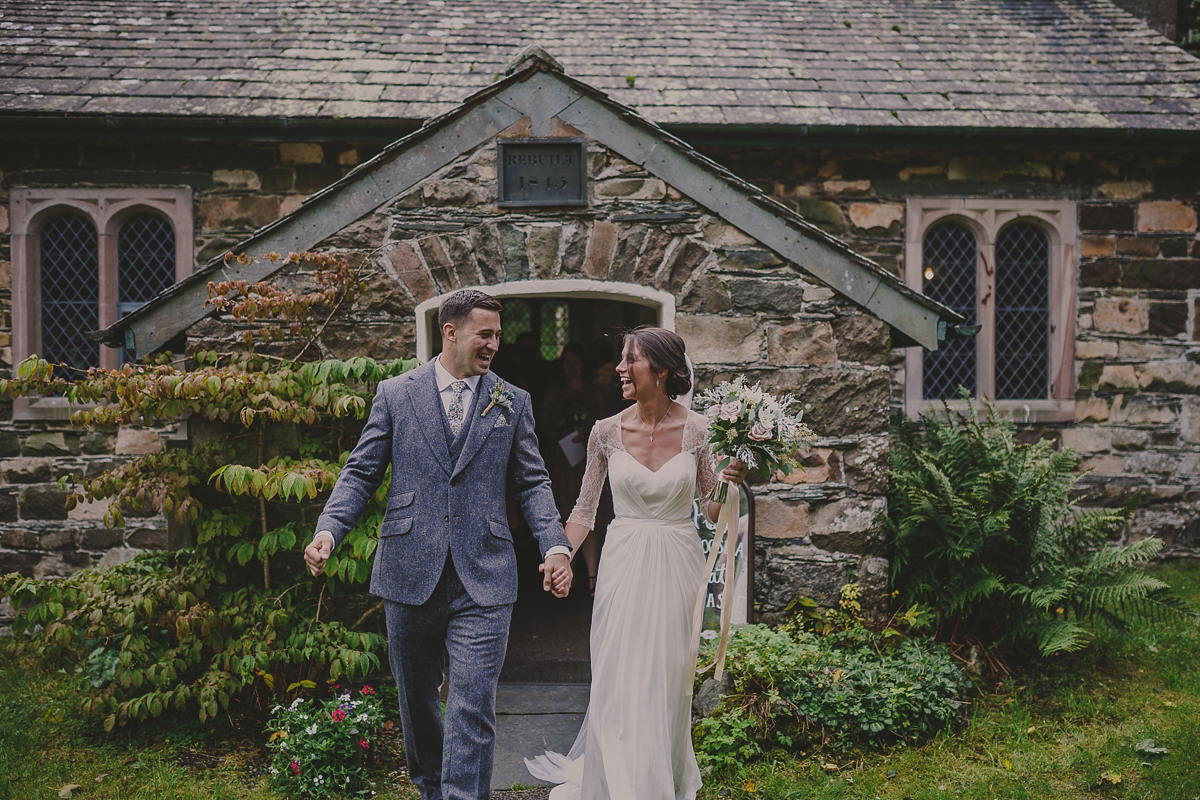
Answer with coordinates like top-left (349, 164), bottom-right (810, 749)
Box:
top-left (2, 561), bottom-right (1197, 800)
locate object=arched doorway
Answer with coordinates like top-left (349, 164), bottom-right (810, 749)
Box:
top-left (416, 282), bottom-right (673, 681)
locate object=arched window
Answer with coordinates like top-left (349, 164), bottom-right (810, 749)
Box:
top-left (921, 221), bottom-right (977, 400)
top-left (10, 188), bottom-right (193, 418)
top-left (995, 222), bottom-right (1050, 400)
top-left (904, 199), bottom-right (1076, 422)
top-left (118, 212), bottom-right (177, 315)
top-left (40, 213), bottom-right (99, 370)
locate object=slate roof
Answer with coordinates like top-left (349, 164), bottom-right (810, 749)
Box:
top-left (2, 0), bottom-right (1199, 132)
top-left (96, 54), bottom-right (964, 356)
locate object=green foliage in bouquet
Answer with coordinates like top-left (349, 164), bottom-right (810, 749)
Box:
top-left (887, 395), bottom-right (1196, 661)
top-left (266, 684), bottom-right (386, 797)
top-left (693, 624), bottom-right (968, 774)
top-left (0, 252), bottom-right (418, 731)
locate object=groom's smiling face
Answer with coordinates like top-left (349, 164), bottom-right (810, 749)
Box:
top-left (442, 308), bottom-right (502, 378)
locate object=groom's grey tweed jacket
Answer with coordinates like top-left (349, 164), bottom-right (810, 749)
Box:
top-left (314, 360), bottom-right (569, 607)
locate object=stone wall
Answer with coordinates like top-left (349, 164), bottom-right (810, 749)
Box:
top-left (185, 129), bottom-right (895, 619)
top-left (708, 143), bottom-right (1200, 555)
top-left (4, 126), bottom-right (1197, 627)
top-left (0, 135), bottom-right (385, 585)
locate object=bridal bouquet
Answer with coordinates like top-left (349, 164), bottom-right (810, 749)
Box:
top-left (697, 375), bottom-right (816, 502)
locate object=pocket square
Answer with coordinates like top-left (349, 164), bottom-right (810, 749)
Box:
top-left (493, 415), bottom-right (508, 428)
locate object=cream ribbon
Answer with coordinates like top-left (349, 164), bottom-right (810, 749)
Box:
top-left (688, 480), bottom-right (741, 695)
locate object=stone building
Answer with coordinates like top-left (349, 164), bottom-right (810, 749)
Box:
top-left (2, 0), bottom-right (1199, 621)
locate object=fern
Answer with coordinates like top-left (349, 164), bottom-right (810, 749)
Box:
top-left (887, 394), bottom-right (1197, 660)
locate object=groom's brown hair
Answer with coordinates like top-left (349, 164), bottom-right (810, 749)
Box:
top-left (438, 289), bottom-right (503, 329)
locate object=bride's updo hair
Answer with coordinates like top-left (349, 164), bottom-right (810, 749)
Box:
top-left (622, 326), bottom-right (691, 400)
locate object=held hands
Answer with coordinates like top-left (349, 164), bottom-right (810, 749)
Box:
top-left (722, 458), bottom-right (749, 485)
top-left (540, 552), bottom-right (573, 598)
top-left (304, 532), bottom-right (334, 576)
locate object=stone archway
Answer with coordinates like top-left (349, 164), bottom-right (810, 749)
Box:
top-left (413, 279), bottom-right (676, 361)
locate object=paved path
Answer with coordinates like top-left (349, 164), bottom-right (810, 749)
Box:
top-left (492, 683), bottom-right (588, 791)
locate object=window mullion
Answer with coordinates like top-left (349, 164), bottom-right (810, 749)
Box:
top-left (978, 239), bottom-right (997, 400)
top-left (98, 229), bottom-right (119, 370)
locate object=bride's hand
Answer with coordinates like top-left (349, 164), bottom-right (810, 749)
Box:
top-left (722, 458), bottom-right (748, 485)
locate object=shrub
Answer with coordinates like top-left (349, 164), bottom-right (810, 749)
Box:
top-left (693, 624), bottom-right (968, 774)
top-left (887, 396), bottom-right (1195, 662)
top-left (0, 253), bottom-right (415, 730)
top-left (266, 684), bottom-right (386, 798)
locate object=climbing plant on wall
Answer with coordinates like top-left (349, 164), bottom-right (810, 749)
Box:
top-left (0, 252), bottom-right (418, 731)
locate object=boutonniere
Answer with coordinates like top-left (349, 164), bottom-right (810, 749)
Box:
top-left (481, 380), bottom-right (514, 418)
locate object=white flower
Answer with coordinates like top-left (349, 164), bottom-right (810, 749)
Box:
top-left (355, 713), bottom-right (368, 722)
top-left (719, 401), bottom-right (743, 422)
top-left (270, 767), bottom-right (279, 776)
top-left (705, 403), bottom-right (721, 421)
top-left (289, 698), bottom-right (303, 711)
top-left (305, 724), bottom-right (318, 736)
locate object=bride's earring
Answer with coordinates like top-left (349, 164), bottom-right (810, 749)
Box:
top-left (656, 378), bottom-right (660, 387)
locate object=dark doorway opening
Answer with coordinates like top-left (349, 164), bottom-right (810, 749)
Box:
top-left (428, 296), bottom-right (655, 682)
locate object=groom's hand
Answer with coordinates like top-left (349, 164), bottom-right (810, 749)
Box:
top-left (540, 553), bottom-right (572, 598)
top-left (305, 532), bottom-right (334, 576)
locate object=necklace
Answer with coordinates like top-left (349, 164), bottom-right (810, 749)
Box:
top-left (637, 403), bottom-right (672, 442)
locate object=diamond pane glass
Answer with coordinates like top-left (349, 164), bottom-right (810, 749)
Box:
top-left (40, 213), bottom-right (99, 369)
top-left (118, 213), bottom-right (175, 305)
top-left (922, 221), bottom-right (977, 399)
top-left (539, 300), bottom-right (569, 360)
top-left (995, 222), bottom-right (1049, 400)
top-left (503, 298), bottom-right (532, 344)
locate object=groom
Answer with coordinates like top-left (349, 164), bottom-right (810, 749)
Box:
top-left (304, 289), bottom-right (573, 800)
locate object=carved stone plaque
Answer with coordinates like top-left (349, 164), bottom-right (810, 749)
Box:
top-left (497, 139), bottom-right (588, 208)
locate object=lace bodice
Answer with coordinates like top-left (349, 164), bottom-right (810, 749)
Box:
top-left (566, 408), bottom-right (719, 530)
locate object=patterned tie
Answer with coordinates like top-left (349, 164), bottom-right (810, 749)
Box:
top-left (447, 380), bottom-right (468, 437)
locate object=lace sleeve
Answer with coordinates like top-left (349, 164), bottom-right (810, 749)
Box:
top-left (686, 412), bottom-right (720, 499)
top-left (565, 420), bottom-right (611, 530)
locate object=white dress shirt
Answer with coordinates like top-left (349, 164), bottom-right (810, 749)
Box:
top-left (433, 355), bottom-right (482, 418)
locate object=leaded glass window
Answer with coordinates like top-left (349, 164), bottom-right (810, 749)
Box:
top-left (118, 212), bottom-right (176, 314)
top-left (539, 300), bottom-right (569, 360)
top-left (503, 298), bottom-right (532, 344)
top-left (40, 213), bottom-right (99, 370)
top-left (995, 222), bottom-right (1049, 400)
top-left (922, 221), bottom-right (977, 400)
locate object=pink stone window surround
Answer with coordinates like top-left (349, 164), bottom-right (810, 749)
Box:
top-left (904, 198), bottom-right (1078, 423)
top-left (9, 187), bottom-right (194, 420)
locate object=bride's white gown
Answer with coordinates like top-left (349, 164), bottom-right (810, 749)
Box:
top-left (526, 410), bottom-right (718, 800)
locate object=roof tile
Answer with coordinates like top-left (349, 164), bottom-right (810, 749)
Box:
top-left (0, 0), bottom-right (1196, 131)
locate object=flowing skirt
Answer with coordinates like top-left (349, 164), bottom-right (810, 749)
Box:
top-left (526, 516), bottom-right (706, 800)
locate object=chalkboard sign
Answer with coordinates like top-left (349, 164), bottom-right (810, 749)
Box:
top-left (497, 139), bottom-right (588, 208)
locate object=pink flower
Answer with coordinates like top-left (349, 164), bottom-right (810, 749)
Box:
top-left (290, 761), bottom-right (301, 775)
top-left (331, 709), bottom-right (346, 722)
top-left (748, 419), bottom-right (774, 441)
top-left (705, 403), bottom-right (721, 421)
top-left (718, 401), bottom-right (743, 422)
top-left (359, 739), bottom-right (370, 750)
top-left (361, 686), bottom-right (375, 695)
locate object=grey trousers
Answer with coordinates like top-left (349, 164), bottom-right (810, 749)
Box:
top-left (385, 554), bottom-right (513, 800)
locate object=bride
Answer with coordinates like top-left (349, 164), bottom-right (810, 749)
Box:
top-left (527, 326), bottom-right (746, 800)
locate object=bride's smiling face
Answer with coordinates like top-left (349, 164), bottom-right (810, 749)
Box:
top-left (616, 339), bottom-right (663, 401)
